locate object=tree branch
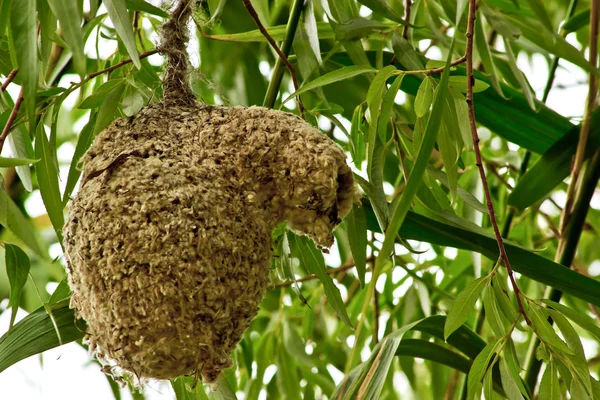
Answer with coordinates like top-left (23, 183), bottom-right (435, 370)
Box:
top-left (0, 87), bottom-right (24, 155)
top-left (0, 69), bottom-right (18, 92)
top-left (464, 0), bottom-right (530, 324)
top-left (402, 0), bottom-right (412, 38)
top-left (242, 0), bottom-right (305, 115)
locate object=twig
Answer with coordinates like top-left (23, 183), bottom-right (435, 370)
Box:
top-left (272, 259), bottom-right (368, 288)
top-left (372, 289), bottom-right (380, 345)
top-left (0, 87), bottom-right (24, 155)
top-left (559, 0), bottom-right (598, 249)
top-left (242, 0), bottom-right (305, 115)
top-left (427, 56), bottom-right (466, 74)
top-left (464, 0), bottom-right (530, 324)
top-left (0, 69), bottom-right (18, 92)
top-left (402, 0), bottom-right (412, 38)
top-left (88, 50), bottom-right (159, 80)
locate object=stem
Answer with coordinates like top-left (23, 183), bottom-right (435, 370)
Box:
top-left (0, 87), bottom-right (24, 155)
top-left (88, 50), bottom-right (158, 80)
top-left (0, 69), bottom-right (18, 92)
top-left (402, 0), bottom-right (412, 39)
top-left (260, 0), bottom-right (304, 112)
top-left (465, 0), bottom-right (530, 324)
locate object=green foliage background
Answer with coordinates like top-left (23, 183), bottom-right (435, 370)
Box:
top-left (1, 0), bottom-right (600, 399)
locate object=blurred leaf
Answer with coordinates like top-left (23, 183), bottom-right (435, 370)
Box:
top-left (63, 113), bottom-right (97, 204)
top-left (93, 80), bottom-right (127, 135)
top-left (0, 156), bottom-right (38, 167)
top-left (34, 123), bottom-right (64, 245)
top-left (212, 376), bottom-right (237, 400)
top-left (9, 0), bottom-right (36, 133)
top-left (334, 18), bottom-right (390, 40)
top-left (5, 243), bottom-right (29, 329)
top-left (78, 79), bottom-right (127, 109)
top-left (445, 276), bottom-right (489, 339)
top-left (562, 9), bottom-right (590, 33)
top-left (527, 303), bottom-right (574, 355)
top-left (126, 0), bottom-right (169, 18)
top-left (448, 76), bottom-right (489, 93)
top-left (47, 0), bottom-right (85, 76)
top-left (502, 37), bottom-right (536, 110)
top-left (344, 205), bottom-right (367, 287)
top-left (500, 357), bottom-right (525, 400)
top-left (392, 31), bottom-right (425, 71)
top-left (356, 0), bottom-right (411, 25)
top-left (276, 344), bottom-right (302, 400)
top-left (523, 0), bottom-right (553, 32)
top-left (415, 76), bottom-right (434, 118)
top-left (104, 0), bottom-right (141, 69)
top-left (205, 22), bottom-right (334, 42)
top-left (172, 377), bottom-right (209, 400)
top-left (291, 234), bottom-right (353, 328)
top-left (0, 299), bottom-right (85, 373)
top-left (541, 300), bottom-right (600, 342)
top-left (539, 362), bottom-right (561, 400)
top-left (0, 188), bottom-right (47, 259)
top-left (475, 14), bottom-right (505, 98)
top-left (48, 276), bottom-right (70, 306)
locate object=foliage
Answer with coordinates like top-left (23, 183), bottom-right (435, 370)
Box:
top-left (1, 0), bottom-right (600, 399)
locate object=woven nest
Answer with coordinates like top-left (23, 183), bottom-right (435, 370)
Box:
top-left (64, 102), bottom-right (359, 382)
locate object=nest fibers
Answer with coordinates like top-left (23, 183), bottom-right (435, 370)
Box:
top-left (64, 102), bottom-right (359, 382)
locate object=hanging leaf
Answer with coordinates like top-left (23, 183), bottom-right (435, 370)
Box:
top-left (444, 276), bottom-right (489, 339)
top-left (104, 0), bottom-right (141, 69)
top-left (47, 0), bottom-right (86, 76)
top-left (5, 243), bottom-right (30, 329)
top-left (344, 205), bottom-right (367, 287)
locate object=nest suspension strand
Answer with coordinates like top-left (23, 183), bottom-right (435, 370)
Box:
top-left (64, 0), bottom-right (359, 383)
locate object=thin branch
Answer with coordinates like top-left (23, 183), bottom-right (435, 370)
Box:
top-left (402, 0), bottom-right (412, 38)
top-left (464, 0), bottom-right (530, 324)
top-left (88, 49), bottom-right (159, 80)
top-left (242, 0), bottom-right (305, 115)
top-left (0, 87), bottom-right (24, 155)
top-left (272, 259), bottom-right (367, 288)
top-left (0, 69), bottom-right (18, 92)
top-left (559, 0), bottom-right (599, 248)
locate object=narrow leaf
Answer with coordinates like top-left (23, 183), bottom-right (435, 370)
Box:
top-left (542, 300), bottom-right (600, 342)
top-left (0, 156), bottom-right (38, 167)
top-left (344, 205), bottom-right (367, 287)
top-left (5, 243), bottom-right (30, 329)
top-left (47, 0), bottom-right (86, 76)
top-left (104, 0), bottom-right (141, 69)
top-left (283, 65), bottom-right (376, 104)
top-left (35, 123), bottom-right (64, 245)
top-left (500, 357), bottom-right (525, 400)
top-left (445, 276), bottom-right (489, 339)
top-left (527, 303), bottom-right (574, 355)
top-left (414, 77), bottom-right (434, 118)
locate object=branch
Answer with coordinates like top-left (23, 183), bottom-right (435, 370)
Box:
top-left (464, 0), bottom-right (530, 324)
top-left (402, 0), bottom-right (412, 38)
top-left (272, 258), bottom-right (368, 288)
top-left (0, 69), bottom-right (18, 92)
top-left (0, 87), bottom-right (24, 155)
top-left (88, 49), bottom-right (159, 80)
top-left (242, 0), bottom-right (305, 115)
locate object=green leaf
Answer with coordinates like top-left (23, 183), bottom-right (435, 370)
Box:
top-left (48, 276), bottom-right (71, 306)
top-left (378, 39), bottom-right (455, 270)
top-left (63, 113), bottom-right (96, 204)
top-left (356, 0), bottom-right (412, 25)
top-left (500, 357), bottom-right (525, 400)
top-left (344, 205), bottom-right (367, 287)
top-left (172, 376), bottom-right (209, 400)
top-left (392, 31), bottom-right (425, 71)
top-left (448, 76), bottom-right (490, 93)
top-left (562, 9), bottom-right (590, 33)
top-left (482, 285), bottom-right (507, 337)
top-left (282, 320), bottom-right (316, 369)
top-left (47, 0), bottom-right (86, 76)
top-left (0, 299), bottom-right (85, 373)
top-left (539, 362), bottom-right (561, 400)
top-left (523, 0), bottom-right (553, 32)
top-left (541, 300), bottom-right (600, 342)
top-left (276, 344), bottom-right (302, 400)
top-left (5, 243), bottom-right (30, 329)
top-left (396, 338), bottom-right (471, 373)
top-left (283, 65), bottom-right (375, 104)
top-left (125, 0), bottom-right (170, 18)
top-left (475, 15), bottom-right (505, 98)
top-left (504, 339), bottom-right (531, 398)
top-left (0, 188), bottom-right (47, 260)
top-left (502, 37), bottom-right (536, 111)
top-left (0, 156), bottom-right (38, 167)
top-left (78, 79), bottom-right (127, 109)
top-left (211, 376), bottom-right (237, 400)
top-left (9, 0), bottom-right (36, 134)
top-left (414, 76), bottom-right (434, 118)
top-left (92, 80), bottom-right (127, 135)
top-left (467, 340), bottom-right (501, 400)
top-left (35, 123), bottom-right (64, 245)
top-left (104, 0), bottom-right (141, 69)
top-left (207, 22), bottom-right (334, 42)
top-left (350, 105), bottom-right (365, 169)
top-left (291, 234), bottom-right (353, 328)
top-left (492, 274), bottom-right (519, 326)
top-left (527, 303), bottom-right (574, 355)
top-left (427, 167), bottom-right (486, 213)
top-left (445, 276), bottom-right (489, 339)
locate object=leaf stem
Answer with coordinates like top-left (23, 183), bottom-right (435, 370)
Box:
top-left (0, 87), bottom-right (24, 155)
top-left (402, 0), bottom-right (412, 39)
top-left (243, 0), bottom-right (305, 114)
top-left (0, 69), bottom-right (18, 92)
top-left (464, 0), bottom-right (530, 324)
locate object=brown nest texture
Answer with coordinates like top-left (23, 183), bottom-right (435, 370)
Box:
top-left (64, 102), bottom-right (359, 382)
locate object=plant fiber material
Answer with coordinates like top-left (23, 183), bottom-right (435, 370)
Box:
top-left (64, 102), bottom-right (359, 382)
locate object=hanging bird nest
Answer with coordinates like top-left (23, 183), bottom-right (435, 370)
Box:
top-left (63, 0), bottom-right (359, 384)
